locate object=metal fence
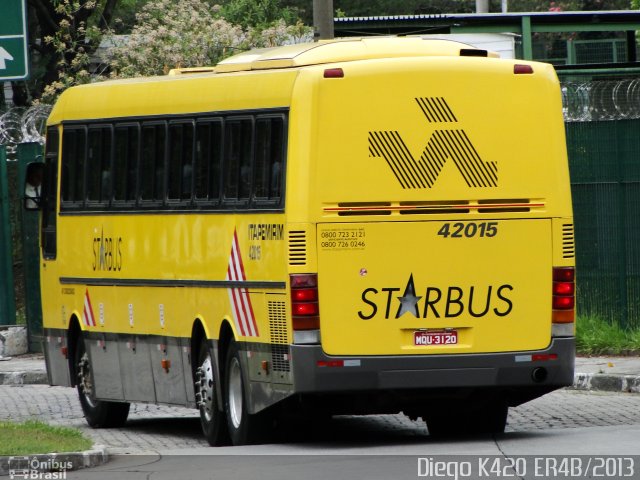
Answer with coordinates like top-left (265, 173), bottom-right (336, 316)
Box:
top-left (0, 106), bottom-right (49, 326)
top-left (561, 74), bottom-right (640, 329)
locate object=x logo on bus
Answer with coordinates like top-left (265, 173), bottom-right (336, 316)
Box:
top-left (368, 97), bottom-right (498, 189)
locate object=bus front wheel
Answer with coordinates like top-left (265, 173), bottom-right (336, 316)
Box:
top-left (195, 338), bottom-right (229, 446)
top-left (224, 339), bottom-right (270, 445)
top-left (75, 336), bottom-right (130, 428)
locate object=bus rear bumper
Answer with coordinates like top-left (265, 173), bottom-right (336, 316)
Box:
top-left (290, 337), bottom-right (575, 394)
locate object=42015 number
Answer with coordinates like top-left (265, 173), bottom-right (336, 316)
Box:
top-left (437, 222), bottom-right (498, 238)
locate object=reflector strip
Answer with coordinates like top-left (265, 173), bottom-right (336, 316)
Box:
top-left (317, 360), bottom-right (344, 367)
top-left (515, 354), bottom-right (558, 362)
top-left (226, 230), bottom-right (259, 337)
top-left (324, 202), bottom-right (544, 212)
top-left (82, 289), bottom-right (97, 327)
top-left (532, 354), bottom-right (558, 362)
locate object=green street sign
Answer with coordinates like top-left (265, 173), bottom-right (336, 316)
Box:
top-left (0, 0), bottom-right (29, 81)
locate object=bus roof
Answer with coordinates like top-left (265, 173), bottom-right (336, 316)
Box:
top-left (211, 37), bottom-right (499, 73)
top-left (48, 37), bottom-right (501, 123)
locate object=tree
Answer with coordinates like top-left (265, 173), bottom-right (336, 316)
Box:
top-left (108, 0), bottom-right (311, 78)
top-left (107, 0), bottom-right (244, 77)
top-left (218, 0), bottom-right (299, 29)
top-left (8, 0), bottom-right (125, 106)
top-left (4, 0), bottom-right (310, 105)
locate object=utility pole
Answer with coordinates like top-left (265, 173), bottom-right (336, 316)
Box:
top-left (476, 0), bottom-right (489, 13)
top-left (313, 0), bottom-right (334, 40)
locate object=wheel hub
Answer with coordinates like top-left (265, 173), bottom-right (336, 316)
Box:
top-left (228, 358), bottom-right (243, 429)
top-left (196, 353), bottom-right (215, 422)
top-left (77, 352), bottom-right (96, 408)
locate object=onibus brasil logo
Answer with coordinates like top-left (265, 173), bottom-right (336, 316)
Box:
top-left (8, 457), bottom-right (72, 480)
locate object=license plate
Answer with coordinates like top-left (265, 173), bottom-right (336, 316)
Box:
top-left (414, 330), bottom-right (458, 346)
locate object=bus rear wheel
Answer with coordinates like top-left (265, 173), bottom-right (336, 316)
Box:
top-left (195, 338), bottom-right (229, 446)
top-left (75, 336), bottom-right (130, 428)
top-left (224, 339), bottom-right (271, 445)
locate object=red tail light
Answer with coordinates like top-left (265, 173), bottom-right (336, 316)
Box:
top-left (553, 296), bottom-right (574, 310)
top-left (290, 274), bottom-right (320, 330)
top-left (552, 282), bottom-right (574, 296)
top-left (552, 267), bottom-right (575, 324)
top-left (514, 64), bottom-right (534, 74)
top-left (292, 288), bottom-right (318, 302)
top-left (324, 68), bottom-right (344, 78)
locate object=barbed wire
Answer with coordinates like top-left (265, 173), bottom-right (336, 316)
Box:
top-left (0, 105), bottom-right (52, 158)
top-left (561, 78), bottom-right (640, 122)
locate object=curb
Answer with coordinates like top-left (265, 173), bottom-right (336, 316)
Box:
top-left (2, 368), bottom-right (640, 394)
top-left (570, 372), bottom-right (640, 394)
top-left (0, 371), bottom-right (48, 386)
top-left (0, 445), bottom-right (109, 477)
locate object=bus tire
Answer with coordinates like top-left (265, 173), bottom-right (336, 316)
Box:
top-left (475, 403), bottom-right (508, 434)
top-left (75, 336), bottom-right (130, 428)
top-left (425, 403), bottom-right (508, 437)
top-left (224, 339), bottom-right (270, 445)
top-left (195, 338), bottom-right (229, 446)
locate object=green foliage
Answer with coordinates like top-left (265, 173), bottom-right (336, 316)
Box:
top-left (0, 420), bottom-right (92, 456)
top-left (107, 0), bottom-right (312, 78)
top-left (38, 1), bottom-right (100, 104)
top-left (219, 0), bottom-right (299, 29)
top-left (110, 0), bottom-right (151, 33)
top-left (107, 0), bottom-right (244, 77)
top-left (576, 315), bottom-right (640, 355)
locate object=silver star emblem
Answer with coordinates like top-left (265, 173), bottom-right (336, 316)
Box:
top-left (396, 274), bottom-right (422, 318)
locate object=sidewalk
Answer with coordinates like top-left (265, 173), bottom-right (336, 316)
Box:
top-left (0, 354), bottom-right (48, 385)
top-left (1, 353), bottom-right (639, 393)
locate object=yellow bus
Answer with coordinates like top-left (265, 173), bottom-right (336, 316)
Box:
top-left (38, 37), bottom-right (575, 445)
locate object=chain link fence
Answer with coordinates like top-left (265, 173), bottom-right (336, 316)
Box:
top-left (561, 74), bottom-right (640, 329)
top-left (0, 105), bottom-right (50, 323)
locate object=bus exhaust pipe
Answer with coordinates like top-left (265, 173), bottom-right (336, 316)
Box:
top-left (531, 367), bottom-right (548, 383)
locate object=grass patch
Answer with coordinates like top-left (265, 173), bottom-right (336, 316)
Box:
top-left (15, 307), bottom-right (26, 326)
top-left (0, 420), bottom-right (92, 456)
top-left (576, 315), bottom-right (640, 355)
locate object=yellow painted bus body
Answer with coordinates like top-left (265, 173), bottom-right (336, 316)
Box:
top-left (41, 37), bottom-right (574, 439)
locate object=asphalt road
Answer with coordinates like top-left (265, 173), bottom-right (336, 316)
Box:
top-left (2, 386), bottom-right (640, 479)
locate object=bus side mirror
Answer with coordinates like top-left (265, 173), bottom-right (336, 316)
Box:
top-left (24, 162), bottom-right (44, 211)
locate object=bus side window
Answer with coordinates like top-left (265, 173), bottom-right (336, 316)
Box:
top-left (194, 120), bottom-right (222, 205)
top-left (140, 123), bottom-right (166, 204)
top-left (113, 125), bottom-right (139, 206)
top-left (254, 117), bottom-right (284, 204)
top-left (61, 128), bottom-right (87, 208)
top-left (42, 127), bottom-right (59, 259)
top-left (168, 122), bottom-right (194, 203)
top-left (224, 118), bottom-right (252, 204)
top-left (86, 126), bottom-right (112, 206)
